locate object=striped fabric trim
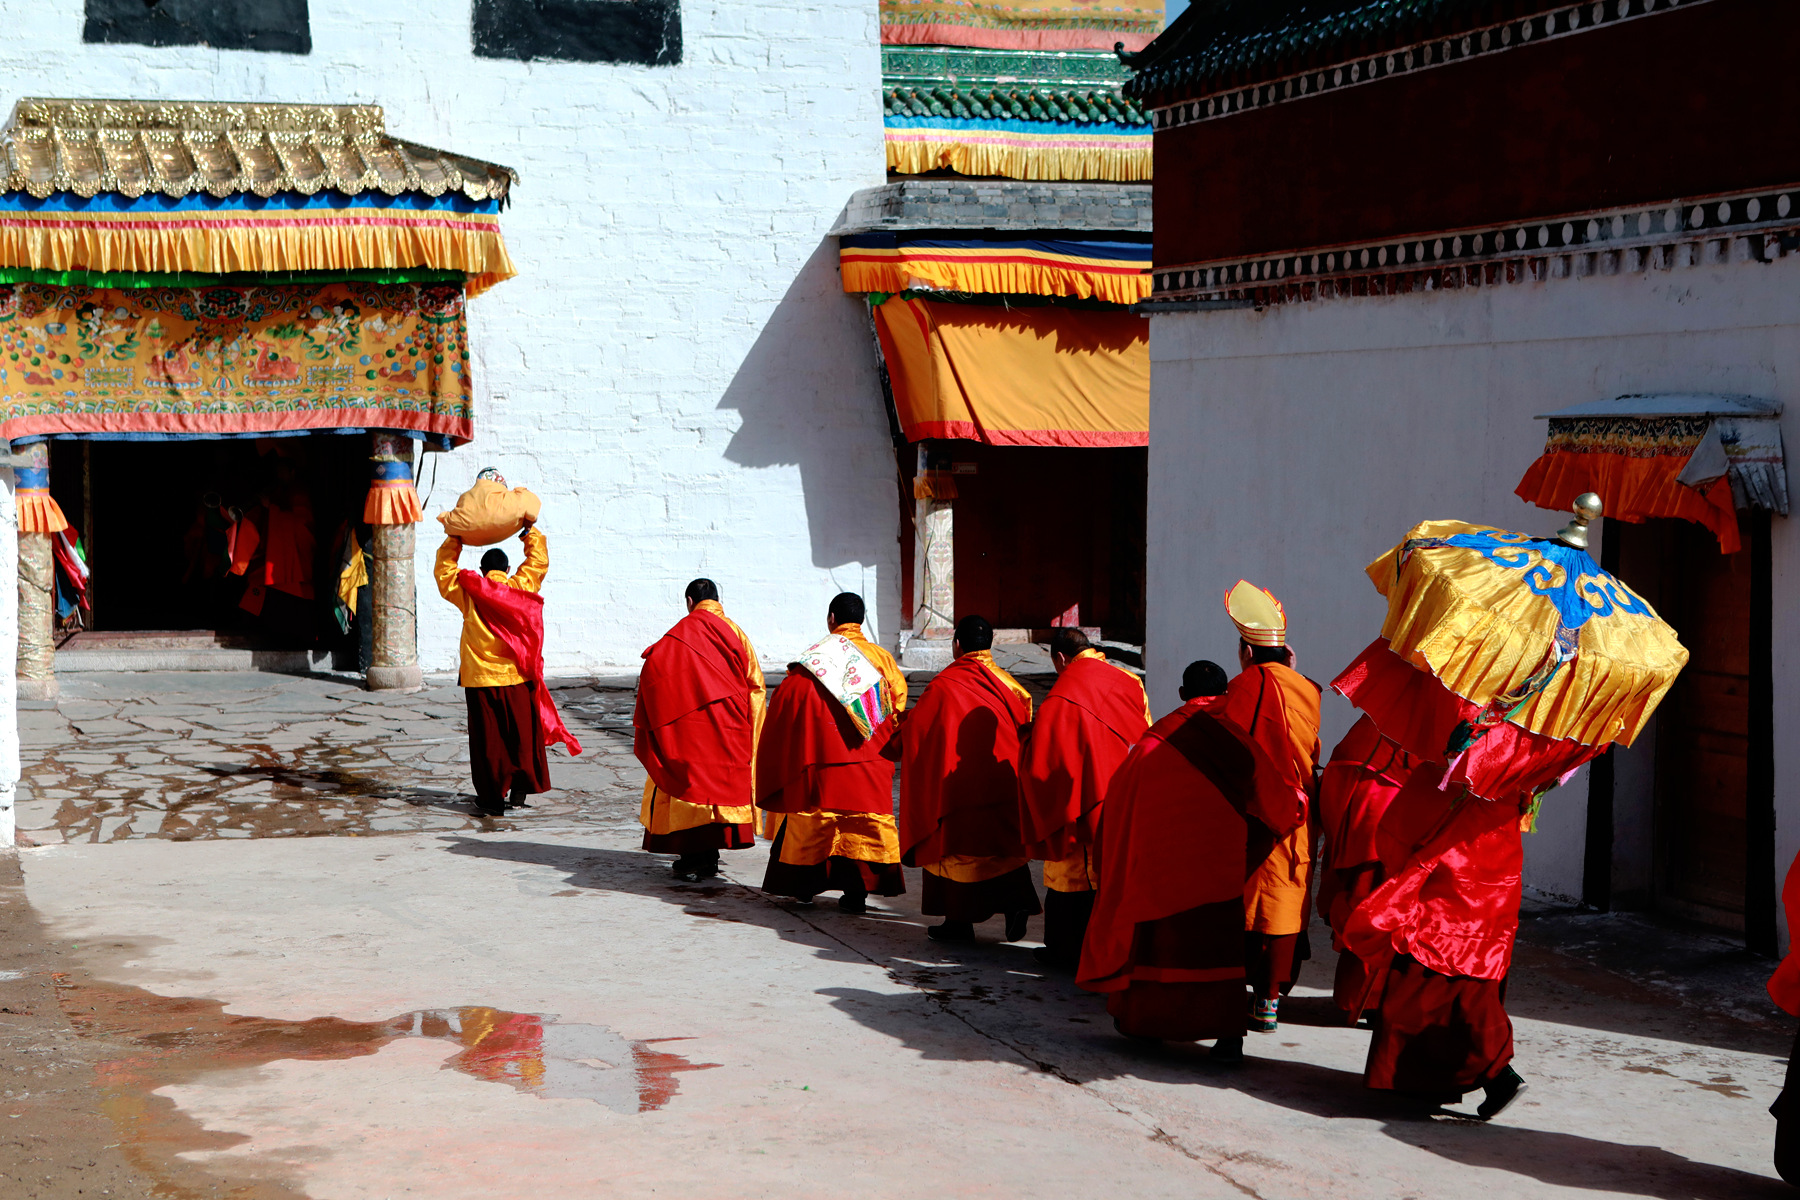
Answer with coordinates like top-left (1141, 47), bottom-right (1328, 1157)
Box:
top-left (0, 191), bottom-right (513, 294)
top-left (840, 232), bottom-right (1151, 303)
top-left (885, 114), bottom-right (1152, 183)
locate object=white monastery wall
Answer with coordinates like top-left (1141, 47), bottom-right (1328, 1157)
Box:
top-left (2, 0), bottom-right (896, 671)
top-left (1147, 252), bottom-right (1800, 914)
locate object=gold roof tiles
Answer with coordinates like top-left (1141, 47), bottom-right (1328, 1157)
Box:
top-left (1, 99), bottom-right (517, 203)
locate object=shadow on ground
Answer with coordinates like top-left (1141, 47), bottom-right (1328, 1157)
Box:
top-left (443, 835), bottom-right (1789, 1199)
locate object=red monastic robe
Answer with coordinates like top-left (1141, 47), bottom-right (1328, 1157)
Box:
top-left (1770, 849), bottom-right (1800, 1017)
top-left (1018, 651), bottom-right (1150, 862)
top-left (635, 606), bottom-right (759, 809)
top-left (1078, 696), bottom-right (1304, 1000)
top-left (757, 671), bottom-right (897, 815)
top-left (1341, 763), bottom-right (1526, 989)
top-left (1317, 715), bottom-right (1418, 943)
top-left (896, 652), bottom-right (1033, 868)
top-left (458, 569), bottom-right (581, 756)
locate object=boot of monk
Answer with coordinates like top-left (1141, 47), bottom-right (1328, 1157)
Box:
top-left (758, 594), bottom-right (908, 905)
top-left (1076, 661), bottom-right (1304, 1047)
top-left (1221, 581), bottom-right (1323, 1033)
top-left (1020, 629), bottom-right (1151, 969)
top-left (896, 616), bottom-right (1040, 939)
top-left (635, 580), bottom-right (765, 877)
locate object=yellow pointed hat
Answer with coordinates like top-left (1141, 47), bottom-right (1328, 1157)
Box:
top-left (1225, 579), bottom-right (1287, 647)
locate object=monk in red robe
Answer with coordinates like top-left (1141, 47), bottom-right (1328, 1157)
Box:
top-left (1342, 762), bottom-right (1528, 1119)
top-left (635, 578), bottom-right (765, 882)
top-left (1221, 581), bottom-right (1322, 1035)
top-left (1316, 714), bottom-right (1419, 1019)
top-left (229, 455), bottom-right (315, 641)
top-left (1018, 627), bottom-right (1150, 969)
top-left (436, 521), bottom-right (581, 817)
top-left (1078, 659), bottom-right (1303, 1059)
top-left (894, 614), bottom-right (1039, 943)
top-left (757, 592), bottom-right (906, 913)
top-left (1765, 848), bottom-right (1800, 1183)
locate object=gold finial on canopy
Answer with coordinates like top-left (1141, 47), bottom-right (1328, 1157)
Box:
top-left (1554, 492), bottom-right (1604, 549)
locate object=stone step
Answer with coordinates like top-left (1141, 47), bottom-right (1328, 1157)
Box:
top-left (56, 646), bottom-right (314, 673)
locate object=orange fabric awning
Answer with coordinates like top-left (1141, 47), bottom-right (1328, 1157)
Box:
top-left (1516, 448), bottom-right (1740, 553)
top-left (1515, 410), bottom-right (1757, 554)
top-left (872, 296), bottom-right (1147, 447)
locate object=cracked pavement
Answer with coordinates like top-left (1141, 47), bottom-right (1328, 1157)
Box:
top-left (1, 668), bottom-right (1792, 1198)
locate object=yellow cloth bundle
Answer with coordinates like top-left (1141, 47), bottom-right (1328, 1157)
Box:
top-left (437, 479), bottom-right (541, 546)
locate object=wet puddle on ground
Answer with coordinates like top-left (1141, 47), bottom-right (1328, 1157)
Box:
top-left (57, 975), bottom-right (718, 1197)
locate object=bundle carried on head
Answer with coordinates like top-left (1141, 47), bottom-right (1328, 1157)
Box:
top-left (437, 468), bottom-right (541, 546)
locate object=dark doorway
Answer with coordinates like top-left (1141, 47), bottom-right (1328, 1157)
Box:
top-left (47, 436), bottom-right (369, 651)
top-left (946, 443), bottom-right (1146, 642)
top-left (1611, 516), bottom-right (1764, 933)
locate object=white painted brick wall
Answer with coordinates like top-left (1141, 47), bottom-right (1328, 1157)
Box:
top-left (2, 0), bottom-right (897, 671)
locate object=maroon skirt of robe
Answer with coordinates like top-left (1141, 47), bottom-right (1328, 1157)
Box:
top-left (1364, 952), bottom-right (1513, 1100)
top-left (761, 817), bottom-right (906, 899)
top-left (1105, 898), bottom-right (1248, 1042)
top-left (467, 682), bottom-right (551, 806)
top-left (920, 866), bottom-right (1041, 923)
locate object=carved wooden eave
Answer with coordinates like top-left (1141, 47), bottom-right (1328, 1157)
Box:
top-left (0, 99), bottom-right (518, 203)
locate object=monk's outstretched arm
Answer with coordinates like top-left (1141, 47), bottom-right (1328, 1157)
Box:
top-left (512, 526), bottom-right (548, 593)
top-left (434, 536), bottom-right (465, 606)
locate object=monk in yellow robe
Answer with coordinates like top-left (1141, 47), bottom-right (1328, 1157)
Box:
top-left (1222, 580), bottom-right (1322, 1037)
top-left (634, 578), bottom-right (765, 881)
top-left (894, 614), bottom-right (1040, 943)
top-left (757, 592), bottom-right (907, 913)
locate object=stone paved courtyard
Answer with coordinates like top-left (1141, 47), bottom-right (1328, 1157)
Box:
top-left (14, 645), bottom-right (1061, 847)
top-left (0, 662), bottom-right (1791, 1200)
top-left (14, 672), bottom-right (656, 845)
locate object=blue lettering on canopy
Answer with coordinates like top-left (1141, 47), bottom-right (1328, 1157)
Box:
top-left (1403, 528), bottom-right (1652, 632)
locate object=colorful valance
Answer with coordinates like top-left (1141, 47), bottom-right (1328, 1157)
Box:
top-left (0, 280), bottom-right (474, 445)
top-left (841, 234), bottom-right (1150, 304)
top-left (885, 115), bottom-right (1152, 182)
top-left (1516, 401), bottom-right (1788, 555)
top-left (14, 464), bottom-right (68, 534)
top-left (880, 0), bottom-right (1163, 52)
top-left (365, 457), bottom-right (425, 525)
top-left (873, 295), bottom-right (1147, 447)
top-left (0, 191), bottom-right (515, 296)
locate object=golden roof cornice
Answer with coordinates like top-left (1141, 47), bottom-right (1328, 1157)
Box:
top-left (1, 98), bottom-right (518, 203)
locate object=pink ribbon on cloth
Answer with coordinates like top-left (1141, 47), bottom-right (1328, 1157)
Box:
top-left (457, 569), bottom-right (583, 756)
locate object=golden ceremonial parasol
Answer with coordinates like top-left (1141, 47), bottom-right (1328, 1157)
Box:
top-left (1332, 496), bottom-right (1689, 805)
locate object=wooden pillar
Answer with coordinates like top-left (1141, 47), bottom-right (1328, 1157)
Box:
top-left (15, 442), bottom-right (55, 702)
top-left (365, 433), bottom-right (422, 691)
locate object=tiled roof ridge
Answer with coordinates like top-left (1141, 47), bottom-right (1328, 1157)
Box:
top-left (1125, 0), bottom-right (1586, 104)
top-left (884, 85), bottom-right (1149, 125)
top-left (1, 98), bottom-right (516, 203)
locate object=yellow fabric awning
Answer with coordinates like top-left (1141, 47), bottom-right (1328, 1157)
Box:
top-left (872, 295), bottom-right (1147, 446)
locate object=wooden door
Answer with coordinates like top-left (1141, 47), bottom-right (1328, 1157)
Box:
top-left (1617, 517), bottom-right (1752, 925)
